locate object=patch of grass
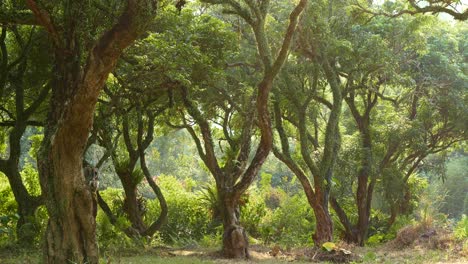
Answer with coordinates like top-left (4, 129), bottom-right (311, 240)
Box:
top-left (117, 255), bottom-right (214, 264)
top-left (1, 245), bottom-right (467, 264)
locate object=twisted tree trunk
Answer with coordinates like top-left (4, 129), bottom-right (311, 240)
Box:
top-left (219, 190), bottom-right (249, 259)
top-left (30, 1), bottom-right (158, 262)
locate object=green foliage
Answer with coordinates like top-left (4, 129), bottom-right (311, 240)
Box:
top-left (454, 215), bottom-right (468, 240)
top-left (322, 241), bottom-right (336, 252)
top-left (20, 164), bottom-right (41, 197)
top-left (198, 184), bottom-right (221, 225)
top-left (27, 133), bottom-right (43, 160)
top-left (0, 214), bottom-right (18, 247)
top-left (1, 0), bottom-right (466, 254)
top-left (437, 156), bottom-right (468, 219)
top-left (96, 188), bottom-right (133, 251)
top-left (240, 188), bottom-right (268, 238)
top-left (362, 251), bottom-right (377, 262)
top-left (0, 171), bottom-right (46, 247)
top-left (260, 193), bottom-right (314, 247)
top-left (0, 173), bottom-right (16, 216)
top-left (150, 175), bottom-right (213, 245)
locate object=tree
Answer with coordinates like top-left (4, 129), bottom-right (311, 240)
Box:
top-left (382, 23), bottom-right (467, 225)
top-left (330, 15), bottom-right (467, 244)
top-left (272, 0), bottom-right (356, 245)
top-left (0, 24), bottom-right (50, 244)
top-left (178, 0), bottom-right (308, 257)
top-left (2, 0), bottom-right (158, 262)
top-left (92, 77), bottom-right (168, 238)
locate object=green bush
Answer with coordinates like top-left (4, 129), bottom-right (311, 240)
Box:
top-left (96, 188), bottom-right (134, 251)
top-left (150, 175), bottom-right (213, 245)
top-left (454, 214), bottom-right (468, 240)
top-left (20, 164), bottom-right (41, 197)
top-left (0, 173), bottom-right (17, 217)
top-left (240, 188), bottom-right (268, 238)
top-left (259, 193), bottom-right (314, 247)
top-left (0, 214), bottom-right (19, 247)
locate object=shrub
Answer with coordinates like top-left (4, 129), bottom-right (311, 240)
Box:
top-left (150, 175), bottom-right (213, 245)
top-left (96, 188), bottom-right (134, 251)
top-left (454, 215), bottom-right (468, 240)
top-left (0, 214), bottom-right (19, 247)
top-left (240, 188), bottom-right (268, 238)
top-left (259, 193), bottom-right (314, 247)
top-left (391, 223), bottom-right (424, 248)
top-left (0, 173), bottom-right (16, 217)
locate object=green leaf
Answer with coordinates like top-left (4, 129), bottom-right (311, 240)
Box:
top-left (322, 242), bottom-right (336, 252)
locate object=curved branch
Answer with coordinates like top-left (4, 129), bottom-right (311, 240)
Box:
top-left (355, 0), bottom-right (468, 21)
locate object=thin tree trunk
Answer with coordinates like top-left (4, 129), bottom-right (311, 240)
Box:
top-left (355, 129), bottom-right (372, 246)
top-left (1, 160), bottom-right (41, 244)
top-left (330, 196), bottom-right (357, 242)
top-left (11, 179), bottom-right (42, 244)
top-left (139, 133), bottom-right (168, 236)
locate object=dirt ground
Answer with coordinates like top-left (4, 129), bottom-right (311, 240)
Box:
top-left (116, 242), bottom-right (467, 264)
top-left (1, 242), bottom-right (467, 263)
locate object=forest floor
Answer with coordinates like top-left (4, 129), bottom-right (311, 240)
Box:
top-left (1, 243), bottom-right (466, 264)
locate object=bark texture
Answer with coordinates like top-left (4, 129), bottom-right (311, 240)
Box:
top-left (30, 1), bottom-right (157, 263)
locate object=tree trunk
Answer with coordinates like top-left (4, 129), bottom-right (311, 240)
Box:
top-left (219, 190), bottom-right (249, 259)
top-left (330, 196), bottom-right (358, 243)
top-left (39, 131), bottom-right (99, 263)
top-left (354, 127), bottom-right (373, 246)
top-left (387, 204), bottom-right (398, 228)
top-left (30, 0), bottom-right (157, 262)
top-left (119, 172), bottom-right (146, 232)
top-left (311, 202), bottom-right (333, 246)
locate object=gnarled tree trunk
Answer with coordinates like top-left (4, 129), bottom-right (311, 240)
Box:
top-left (219, 189), bottom-right (249, 259)
top-left (30, 1), bottom-right (158, 262)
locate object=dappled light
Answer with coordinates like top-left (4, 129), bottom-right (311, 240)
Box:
top-left (0, 0), bottom-right (466, 263)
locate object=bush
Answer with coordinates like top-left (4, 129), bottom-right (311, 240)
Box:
top-left (391, 223), bottom-right (424, 248)
top-left (151, 175), bottom-right (213, 245)
top-left (240, 188), bottom-right (268, 238)
top-left (259, 193), bottom-right (314, 247)
top-left (0, 214), bottom-right (19, 247)
top-left (454, 214), bottom-right (468, 240)
top-left (0, 173), bottom-right (16, 217)
top-left (96, 188), bottom-right (134, 251)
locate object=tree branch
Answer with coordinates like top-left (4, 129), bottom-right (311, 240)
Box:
top-left (25, 0), bottom-right (61, 47)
